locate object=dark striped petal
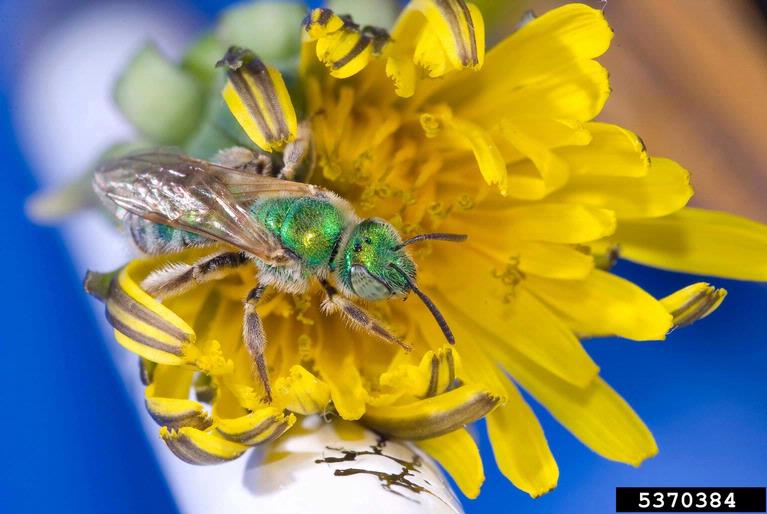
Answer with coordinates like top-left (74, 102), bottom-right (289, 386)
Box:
top-left (217, 46), bottom-right (298, 152)
top-left (194, 372), bottom-right (217, 403)
top-left (303, 7), bottom-right (345, 38)
top-left (303, 9), bottom-right (391, 79)
top-left (409, 0), bottom-right (484, 70)
top-left (387, 0), bottom-right (484, 96)
top-left (85, 267), bottom-right (196, 365)
top-left (363, 384), bottom-right (501, 439)
top-left (661, 282), bottom-right (727, 329)
top-left (139, 357), bottom-right (157, 386)
top-left (302, 2), bottom-right (484, 97)
top-left (160, 427), bottom-right (248, 465)
top-left (216, 407), bottom-right (296, 446)
top-left (422, 346), bottom-right (461, 398)
top-left (145, 397), bottom-right (213, 430)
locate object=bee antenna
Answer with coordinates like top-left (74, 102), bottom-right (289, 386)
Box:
top-left (393, 232), bottom-right (468, 251)
top-left (389, 264), bottom-right (455, 345)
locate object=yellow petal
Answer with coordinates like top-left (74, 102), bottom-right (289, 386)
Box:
top-left (413, 22), bottom-right (452, 78)
top-left (470, 204), bottom-right (615, 244)
top-left (494, 3), bottom-right (612, 61)
top-left (486, 379), bottom-right (559, 498)
top-left (316, 28), bottom-right (375, 79)
top-left (471, 61), bottom-right (610, 124)
top-left (272, 365), bottom-right (331, 415)
top-left (147, 363), bottom-right (195, 399)
top-left (160, 426), bottom-right (248, 465)
top-left (145, 396), bottom-right (212, 430)
top-left (613, 208), bottom-right (767, 280)
top-left (302, 8), bottom-right (390, 79)
top-left (585, 240), bottom-right (620, 272)
top-left (453, 118), bottom-right (508, 194)
top-left (500, 119), bottom-right (570, 195)
top-left (528, 118), bottom-right (593, 148)
top-left (215, 407), bottom-right (295, 446)
top-left (139, 358), bottom-right (157, 386)
top-left (558, 122), bottom-right (649, 177)
top-left (526, 270), bottom-right (673, 341)
top-left (84, 265), bottom-right (195, 365)
top-left (453, 4), bottom-right (611, 122)
top-left (405, 0), bottom-right (484, 71)
top-left (385, 55), bottom-right (416, 97)
top-left (434, 250), bottom-right (599, 387)
top-left (211, 380), bottom-right (250, 420)
top-left (450, 304), bottom-right (657, 466)
top-left (661, 282), bottom-right (727, 329)
top-left (419, 311), bottom-right (559, 495)
top-left (378, 360), bottom-right (429, 400)
top-left (420, 346), bottom-right (462, 397)
top-left (503, 169), bottom-right (550, 201)
top-left (218, 47), bottom-right (297, 151)
top-left (380, 345), bottom-right (461, 398)
top-left (316, 343), bottom-right (368, 420)
top-left (303, 8), bottom-right (345, 39)
top-left (511, 361), bottom-right (657, 466)
top-left (507, 288), bottom-right (599, 387)
top-left (417, 429), bottom-right (484, 499)
top-left (516, 241), bottom-right (594, 280)
top-left (193, 373), bottom-right (216, 403)
top-left (549, 157), bottom-right (692, 219)
top-left (363, 383), bottom-right (500, 439)
top-left (437, 321), bottom-right (509, 396)
top-left (380, 0), bottom-right (483, 96)
top-left (422, 110), bottom-right (508, 194)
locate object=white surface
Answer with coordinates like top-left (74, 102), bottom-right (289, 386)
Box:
top-left (15, 4), bottom-right (462, 513)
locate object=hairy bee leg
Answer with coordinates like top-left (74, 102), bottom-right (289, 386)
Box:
top-left (319, 280), bottom-right (412, 352)
top-left (141, 251), bottom-right (249, 299)
top-left (243, 285), bottom-right (272, 403)
top-left (279, 121), bottom-right (311, 181)
top-left (212, 146), bottom-right (273, 176)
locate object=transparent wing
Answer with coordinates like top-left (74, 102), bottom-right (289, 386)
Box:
top-left (93, 150), bottom-right (315, 265)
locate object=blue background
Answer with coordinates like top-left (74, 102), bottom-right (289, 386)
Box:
top-left (0, 1), bottom-right (765, 513)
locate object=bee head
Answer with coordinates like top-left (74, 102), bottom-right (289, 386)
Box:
top-left (338, 219), bottom-right (414, 301)
top-left (336, 219), bottom-right (467, 344)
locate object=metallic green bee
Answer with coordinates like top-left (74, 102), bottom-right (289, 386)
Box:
top-left (91, 147), bottom-right (467, 401)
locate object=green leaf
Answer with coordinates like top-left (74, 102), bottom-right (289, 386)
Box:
top-left (26, 141), bottom-right (150, 223)
top-left (217, 1), bottom-right (306, 67)
top-left (182, 32), bottom-right (226, 86)
top-left (327, 0), bottom-right (399, 29)
top-left (183, 75), bottom-right (255, 159)
top-left (114, 43), bottom-right (205, 144)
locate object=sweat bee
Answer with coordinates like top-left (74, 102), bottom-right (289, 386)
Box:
top-left (88, 144), bottom-right (467, 402)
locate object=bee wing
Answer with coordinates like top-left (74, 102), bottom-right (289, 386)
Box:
top-left (211, 162), bottom-right (327, 202)
top-left (94, 150), bottom-right (299, 265)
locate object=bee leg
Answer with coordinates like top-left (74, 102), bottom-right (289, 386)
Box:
top-left (243, 285), bottom-right (272, 403)
top-left (212, 146), bottom-right (273, 176)
top-left (141, 251), bottom-right (249, 299)
top-left (278, 121), bottom-right (311, 181)
top-left (319, 280), bottom-right (412, 352)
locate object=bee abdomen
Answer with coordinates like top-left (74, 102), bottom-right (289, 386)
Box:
top-left (127, 215), bottom-right (211, 255)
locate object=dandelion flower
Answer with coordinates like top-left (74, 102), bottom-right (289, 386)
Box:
top-left (81, 0), bottom-right (767, 500)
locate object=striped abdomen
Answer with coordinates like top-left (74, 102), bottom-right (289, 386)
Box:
top-left (126, 214), bottom-right (211, 255)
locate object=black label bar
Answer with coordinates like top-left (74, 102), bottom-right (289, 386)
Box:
top-left (616, 487), bottom-right (766, 512)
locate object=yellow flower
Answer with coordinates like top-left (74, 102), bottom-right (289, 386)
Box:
top-left (86, 1), bottom-right (767, 500)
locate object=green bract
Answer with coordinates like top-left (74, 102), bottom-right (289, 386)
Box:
top-left (115, 43), bottom-right (205, 144)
